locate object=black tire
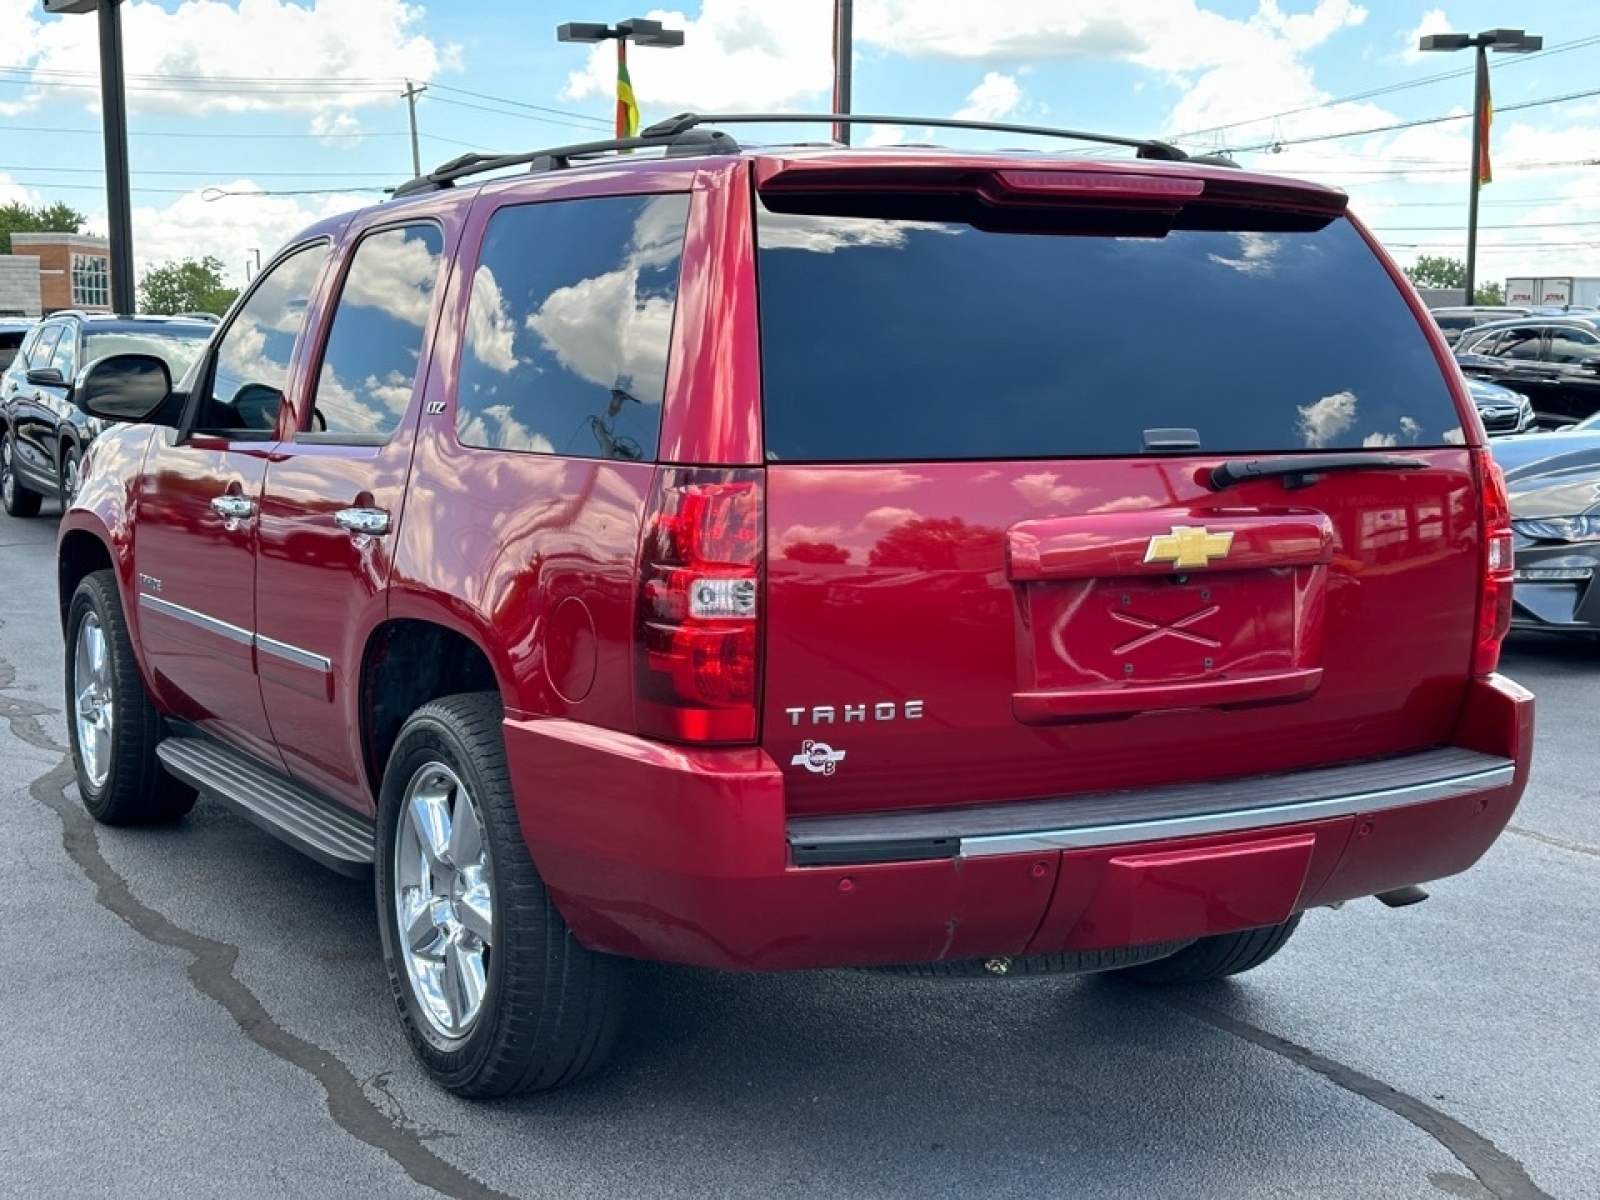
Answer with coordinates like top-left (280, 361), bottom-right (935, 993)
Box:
top-left (1, 429), bottom-right (43, 518)
top-left (1108, 915), bottom-right (1304, 985)
top-left (65, 570), bottom-right (197, 825)
top-left (59, 443), bottom-right (82, 509)
top-left (375, 692), bottom-right (628, 1097)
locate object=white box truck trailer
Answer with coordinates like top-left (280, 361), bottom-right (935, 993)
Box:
top-left (1504, 276), bottom-right (1600, 307)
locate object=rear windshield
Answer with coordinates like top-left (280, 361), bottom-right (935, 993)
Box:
top-left (755, 200), bottom-right (1462, 461)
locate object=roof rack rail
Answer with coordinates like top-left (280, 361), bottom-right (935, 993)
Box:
top-left (391, 126), bottom-right (740, 197)
top-left (640, 112), bottom-right (1194, 162)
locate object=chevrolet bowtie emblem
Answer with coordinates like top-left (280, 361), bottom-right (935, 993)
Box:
top-left (1144, 525), bottom-right (1234, 569)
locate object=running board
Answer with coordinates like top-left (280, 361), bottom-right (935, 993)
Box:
top-left (157, 737), bottom-right (376, 877)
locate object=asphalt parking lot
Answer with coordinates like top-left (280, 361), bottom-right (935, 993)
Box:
top-left (1, 503), bottom-right (1595, 1200)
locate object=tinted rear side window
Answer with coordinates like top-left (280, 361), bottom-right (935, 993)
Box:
top-left (455, 193), bottom-right (689, 462)
top-left (756, 202), bottom-right (1462, 461)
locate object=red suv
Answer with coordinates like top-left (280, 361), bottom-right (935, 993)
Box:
top-left (59, 114), bottom-right (1532, 1097)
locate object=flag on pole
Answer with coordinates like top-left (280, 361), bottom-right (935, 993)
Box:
top-left (617, 51), bottom-right (640, 139)
top-left (1476, 51), bottom-right (1493, 185)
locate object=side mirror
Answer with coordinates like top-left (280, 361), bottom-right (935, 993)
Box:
top-left (25, 367), bottom-right (66, 388)
top-left (1580, 356), bottom-right (1600, 374)
top-left (74, 353), bottom-right (175, 423)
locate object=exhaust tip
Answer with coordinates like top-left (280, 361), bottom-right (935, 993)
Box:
top-left (1374, 885), bottom-right (1429, 908)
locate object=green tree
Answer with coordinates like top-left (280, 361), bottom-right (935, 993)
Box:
top-left (0, 200), bottom-right (88, 254)
top-left (1403, 255), bottom-right (1467, 290)
top-left (1404, 255), bottom-right (1504, 306)
top-left (138, 255), bottom-right (239, 316)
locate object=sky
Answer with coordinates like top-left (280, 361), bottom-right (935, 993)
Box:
top-left (3, 0), bottom-right (1600, 294)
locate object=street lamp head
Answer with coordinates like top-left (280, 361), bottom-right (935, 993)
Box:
top-left (1420, 28), bottom-right (1543, 53)
top-left (559, 17), bottom-right (683, 46)
top-left (556, 22), bottom-right (612, 43)
top-left (614, 17), bottom-right (684, 47)
top-left (1483, 29), bottom-right (1542, 53)
top-left (633, 27), bottom-right (685, 48)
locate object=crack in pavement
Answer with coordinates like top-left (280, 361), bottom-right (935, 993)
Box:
top-left (30, 760), bottom-right (515, 1200)
top-left (1157, 994), bottom-right (1554, 1200)
top-left (1506, 824), bottom-right (1600, 860)
top-left (1, 651), bottom-right (513, 1200)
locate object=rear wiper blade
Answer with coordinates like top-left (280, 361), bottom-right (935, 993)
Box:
top-left (1206, 453), bottom-right (1428, 492)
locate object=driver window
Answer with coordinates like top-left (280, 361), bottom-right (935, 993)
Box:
top-left (47, 326), bottom-right (76, 379)
top-left (196, 241), bottom-right (330, 435)
top-left (27, 325), bottom-right (63, 372)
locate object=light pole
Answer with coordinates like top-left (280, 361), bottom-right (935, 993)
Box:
top-left (41, 0), bottom-right (135, 315)
top-left (832, 0), bottom-right (853, 145)
top-left (557, 18), bottom-right (684, 139)
top-left (1419, 27), bottom-right (1542, 305)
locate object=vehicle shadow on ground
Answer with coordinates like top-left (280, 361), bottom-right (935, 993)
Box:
top-left (92, 797), bottom-right (1469, 1199)
top-left (1500, 629), bottom-right (1600, 671)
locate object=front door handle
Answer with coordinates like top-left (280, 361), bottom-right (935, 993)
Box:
top-left (334, 507), bottom-right (390, 536)
top-left (210, 494), bottom-right (255, 520)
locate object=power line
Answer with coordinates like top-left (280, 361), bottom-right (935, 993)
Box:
top-left (1230, 86), bottom-right (1600, 155)
top-left (426, 82), bottom-right (610, 127)
top-left (1168, 33), bottom-right (1600, 145)
top-left (0, 122), bottom-right (409, 141)
top-left (1, 165), bottom-right (392, 179)
top-left (0, 67), bottom-right (611, 129)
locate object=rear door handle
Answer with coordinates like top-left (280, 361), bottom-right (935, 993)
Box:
top-left (210, 494), bottom-right (255, 520)
top-left (334, 507), bottom-right (390, 536)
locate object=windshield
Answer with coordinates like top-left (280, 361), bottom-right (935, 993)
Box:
top-left (756, 201), bottom-right (1462, 462)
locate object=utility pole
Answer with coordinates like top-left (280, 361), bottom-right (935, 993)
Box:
top-left (832, 0), bottom-right (853, 145)
top-left (43, 0), bottom-right (136, 315)
top-left (402, 80), bottom-right (427, 176)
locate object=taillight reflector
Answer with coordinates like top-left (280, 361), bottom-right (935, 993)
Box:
top-left (635, 467), bottom-right (764, 743)
top-left (1473, 448), bottom-right (1514, 676)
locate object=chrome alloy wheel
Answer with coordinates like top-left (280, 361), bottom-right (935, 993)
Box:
top-left (394, 762), bottom-right (495, 1038)
top-left (72, 611), bottom-right (114, 790)
top-left (1, 435), bottom-right (15, 509)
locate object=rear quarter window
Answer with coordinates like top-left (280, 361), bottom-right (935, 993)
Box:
top-left (756, 201), bottom-right (1463, 461)
top-left (454, 193), bottom-right (689, 462)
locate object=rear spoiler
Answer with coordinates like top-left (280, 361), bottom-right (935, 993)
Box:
top-left (753, 157), bottom-right (1349, 226)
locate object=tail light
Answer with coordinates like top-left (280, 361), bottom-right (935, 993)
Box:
top-left (1473, 447), bottom-right (1514, 676)
top-left (634, 467), bottom-right (764, 743)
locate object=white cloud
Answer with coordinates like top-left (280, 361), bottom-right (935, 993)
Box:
top-left (1298, 390), bottom-right (1358, 448)
top-left (955, 73), bottom-right (1022, 122)
top-left (561, 2), bottom-right (832, 114)
top-left (0, 172), bottom-right (39, 208)
top-left (775, 469), bottom-right (930, 494)
top-left (1012, 473), bottom-right (1086, 508)
top-left (852, 0), bottom-right (1365, 73)
top-left (129, 184), bottom-right (374, 287)
top-left (311, 111), bottom-right (364, 146)
top-left (10, 0), bottom-right (458, 124)
top-left (1400, 8), bottom-right (1453, 65)
top-left (522, 194), bottom-right (689, 404)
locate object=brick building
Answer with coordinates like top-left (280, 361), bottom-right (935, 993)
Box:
top-left (0, 232), bottom-right (113, 317)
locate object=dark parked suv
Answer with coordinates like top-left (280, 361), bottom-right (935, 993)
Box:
top-left (1454, 314), bottom-right (1600, 426)
top-left (58, 114), bottom-right (1532, 1097)
top-left (1, 310), bottom-right (213, 514)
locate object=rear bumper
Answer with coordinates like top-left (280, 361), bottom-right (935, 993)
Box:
top-left (506, 674), bottom-right (1533, 971)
